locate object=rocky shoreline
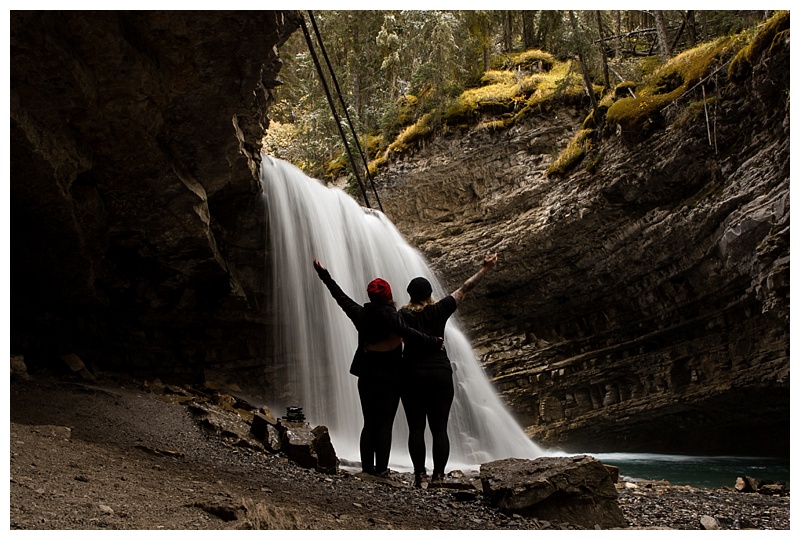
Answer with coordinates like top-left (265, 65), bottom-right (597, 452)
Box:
top-left (9, 371), bottom-right (790, 530)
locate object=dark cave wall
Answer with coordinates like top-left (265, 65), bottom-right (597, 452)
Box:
top-left (11, 11), bottom-right (299, 390)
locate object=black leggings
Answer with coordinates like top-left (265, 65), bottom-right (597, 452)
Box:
top-left (357, 374), bottom-right (401, 474)
top-left (401, 369), bottom-right (455, 475)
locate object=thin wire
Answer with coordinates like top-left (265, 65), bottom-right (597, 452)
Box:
top-left (307, 11), bottom-right (384, 213)
top-left (297, 13), bottom-right (371, 208)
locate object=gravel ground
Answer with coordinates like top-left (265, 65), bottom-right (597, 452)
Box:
top-left (8, 372), bottom-right (790, 531)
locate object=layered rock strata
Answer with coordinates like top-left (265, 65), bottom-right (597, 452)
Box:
top-left (375, 35), bottom-right (789, 456)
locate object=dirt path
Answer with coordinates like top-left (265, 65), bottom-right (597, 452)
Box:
top-left (8, 372), bottom-right (789, 530)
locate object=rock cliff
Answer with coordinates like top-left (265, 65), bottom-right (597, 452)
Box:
top-left (11, 11), bottom-right (298, 389)
top-left (374, 33), bottom-right (789, 457)
top-left (10, 12), bottom-right (789, 459)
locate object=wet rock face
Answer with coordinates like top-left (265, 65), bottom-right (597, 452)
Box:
top-left (10, 12), bottom-right (298, 389)
top-left (376, 38), bottom-right (789, 457)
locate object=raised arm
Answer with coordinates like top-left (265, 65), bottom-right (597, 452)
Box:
top-left (313, 259), bottom-right (362, 323)
top-left (451, 252), bottom-right (498, 306)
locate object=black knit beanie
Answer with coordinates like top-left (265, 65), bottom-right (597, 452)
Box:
top-left (407, 277), bottom-right (433, 303)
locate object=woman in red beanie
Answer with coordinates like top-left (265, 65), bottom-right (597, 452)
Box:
top-left (400, 252), bottom-right (498, 487)
top-left (313, 259), bottom-right (441, 477)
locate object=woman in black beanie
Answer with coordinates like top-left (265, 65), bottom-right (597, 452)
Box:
top-left (312, 259), bottom-right (442, 477)
top-left (400, 252), bottom-right (498, 487)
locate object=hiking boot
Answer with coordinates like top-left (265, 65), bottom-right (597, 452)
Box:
top-left (414, 472), bottom-right (429, 488)
top-left (374, 469), bottom-right (391, 479)
top-left (431, 471), bottom-right (445, 483)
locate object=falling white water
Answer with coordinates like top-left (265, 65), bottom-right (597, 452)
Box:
top-left (261, 156), bottom-right (548, 472)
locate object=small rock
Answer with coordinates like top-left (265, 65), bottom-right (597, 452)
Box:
top-left (10, 355), bottom-right (31, 381)
top-left (758, 483), bottom-right (787, 496)
top-left (61, 354), bottom-right (95, 381)
top-left (98, 504), bottom-right (114, 515)
top-left (735, 476), bottom-right (759, 493)
top-left (700, 515), bottom-right (720, 530)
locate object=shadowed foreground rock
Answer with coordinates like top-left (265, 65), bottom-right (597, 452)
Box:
top-left (480, 456), bottom-right (627, 529)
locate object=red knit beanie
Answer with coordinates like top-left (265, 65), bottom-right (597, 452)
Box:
top-left (367, 278), bottom-right (393, 303)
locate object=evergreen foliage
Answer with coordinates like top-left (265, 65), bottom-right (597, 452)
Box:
top-left (262, 10), bottom-right (779, 187)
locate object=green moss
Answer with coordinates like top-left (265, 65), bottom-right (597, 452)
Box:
top-left (324, 152), bottom-right (348, 179)
top-left (581, 103), bottom-right (609, 130)
top-left (444, 82), bottom-right (524, 125)
top-left (547, 129), bottom-right (595, 177)
top-left (364, 133), bottom-right (385, 159)
top-left (385, 112), bottom-right (435, 157)
top-left (729, 10), bottom-right (789, 83)
top-left (505, 49), bottom-right (556, 71)
top-left (613, 81), bottom-right (637, 99)
top-left (444, 50), bottom-right (566, 128)
top-left (477, 116), bottom-right (516, 131)
top-left (606, 36), bottom-right (736, 137)
top-left (480, 70), bottom-right (516, 86)
top-left (367, 155), bottom-right (387, 176)
top-left (395, 94), bottom-right (419, 125)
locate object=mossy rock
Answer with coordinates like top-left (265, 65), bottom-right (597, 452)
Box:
top-left (385, 112), bottom-right (435, 157)
top-left (614, 81), bottom-right (637, 99)
top-left (581, 105), bottom-right (609, 130)
top-left (606, 36), bottom-right (736, 138)
top-left (547, 129), bottom-right (595, 177)
top-left (505, 49), bottom-right (556, 72)
top-left (481, 70), bottom-right (516, 86)
top-left (729, 10), bottom-right (789, 84)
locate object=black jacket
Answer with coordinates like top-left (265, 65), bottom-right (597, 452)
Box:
top-left (316, 269), bottom-right (440, 376)
top-left (400, 295), bottom-right (458, 372)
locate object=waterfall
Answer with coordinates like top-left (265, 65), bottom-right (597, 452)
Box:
top-left (261, 156), bottom-right (548, 472)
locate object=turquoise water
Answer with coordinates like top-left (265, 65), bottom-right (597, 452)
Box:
top-left (590, 453), bottom-right (790, 489)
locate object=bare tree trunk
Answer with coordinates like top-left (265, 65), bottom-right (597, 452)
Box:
top-left (503, 11), bottom-right (513, 52)
top-left (595, 11), bottom-right (611, 90)
top-left (685, 10), bottom-right (697, 46)
top-left (614, 10), bottom-right (622, 61)
top-left (522, 10), bottom-right (536, 49)
top-left (568, 11), bottom-right (600, 127)
top-left (577, 52), bottom-right (599, 122)
top-left (654, 10), bottom-right (671, 62)
top-left (670, 10), bottom-right (691, 52)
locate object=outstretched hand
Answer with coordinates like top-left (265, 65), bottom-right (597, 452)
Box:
top-left (313, 258), bottom-right (331, 281)
top-left (483, 252), bottom-right (499, 270)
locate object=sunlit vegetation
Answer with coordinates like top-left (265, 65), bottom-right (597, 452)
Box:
top-left (546, 129), bottom-right (594, 176)
top-left (501, 49), bottom-right (556, 71)
top-left (548, 10), bottom-right (788, 177)
top-left (262, 10), bottom-right (781, 187)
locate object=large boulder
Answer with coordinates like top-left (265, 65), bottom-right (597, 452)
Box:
top-left (276, 420), bottom-right (339, 475)
top-left (480, 456), bottom-right (627, 529)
